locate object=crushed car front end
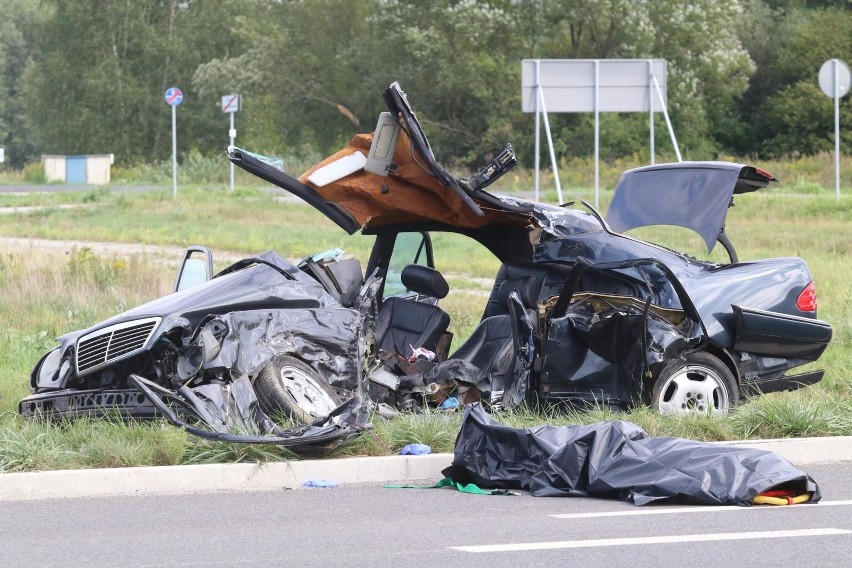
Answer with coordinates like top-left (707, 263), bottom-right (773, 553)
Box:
top-left (21, 252), bottom-right (373, 453)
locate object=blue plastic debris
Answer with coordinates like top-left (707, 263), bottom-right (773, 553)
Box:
top-left (400, 443), bottom-right (432, 455)
top-left (310, 247), bottom-right (345, 263)
top-left (438, 397), bottom-right (460, 411)
top-left (303, 479), bottom-right (338, 488)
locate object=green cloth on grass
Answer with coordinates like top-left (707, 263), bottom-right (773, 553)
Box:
top-left (385, 477), bottom-right (517, 495)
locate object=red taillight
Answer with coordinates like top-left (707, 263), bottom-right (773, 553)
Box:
top-left (755, 167), bottom-right (776, 181)
top-left (796, 281), bottom-right (817, 312)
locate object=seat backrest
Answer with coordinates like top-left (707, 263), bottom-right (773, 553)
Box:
top-left (483, 261), bottom-right (549, 319)
top-left (483, 267), bottom-right (542, 319)
top-left (374, 298), bottom-right (450, 357)
top-left (496, 276), bottom-right (538, 313)
top-left (450, 314), bottom-right (513, 369)
top-left (449, 276), bottom-right (538, 394)
top-left (301, 257), bottom-right (363, 306)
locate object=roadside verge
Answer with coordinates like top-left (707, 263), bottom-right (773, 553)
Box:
top-left (2, 436), bottom-right (851, 502)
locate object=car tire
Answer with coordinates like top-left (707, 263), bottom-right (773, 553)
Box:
top-left (651, 352), bottom-right (738, 415)
top-left (254, 355), bottom-right (341, 424)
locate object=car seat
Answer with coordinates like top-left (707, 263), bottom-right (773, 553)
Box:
top-left (374, 265), bottom-right (451, 358)
top-left (449, 276), bottom-right (538, 399)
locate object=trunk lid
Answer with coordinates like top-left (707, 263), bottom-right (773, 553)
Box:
top-left (605, 162), bottom-right (777, 252)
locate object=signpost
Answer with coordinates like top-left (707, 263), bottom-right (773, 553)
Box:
top-left (164, 87), bottom-right (184, 198)
top-left (221, 94), bottom-right (242, 193)
top-left (522, 59), bottom-right (680, 208)
top-left (818, 59), bottom-right (850, 203)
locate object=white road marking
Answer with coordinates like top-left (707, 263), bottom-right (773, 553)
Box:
top-left (451, 528), bottom-right (852, 553)
top-left (551, 499), bottom-right (852, 519)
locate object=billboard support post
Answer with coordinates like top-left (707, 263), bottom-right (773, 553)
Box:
top-left (594, 60), bottom-right (600, 208)
top-left (648, 60), bottom-right (655, 165)
top-left (522, 59), bottom-right (679, 206)
top-left (537, 85), bottom-right (563, 204)
top-left (836, 60), bottom-right (841, 203)
top-left (229, 111), bottom-right (235, 192)
top-left (533, 60), bottom-right (563, 203)
top-left (534, 61), bottom-right (541, 202)
top-left (653, 74), bottom-right (681, 163)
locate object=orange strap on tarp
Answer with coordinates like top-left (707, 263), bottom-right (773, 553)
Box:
top-left (754, 490), bottom-right (813, 505)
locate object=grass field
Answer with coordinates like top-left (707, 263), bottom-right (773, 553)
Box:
top-left (0, 172), bottom-right (849, 471)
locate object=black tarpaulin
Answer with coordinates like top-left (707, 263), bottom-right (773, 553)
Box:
top-left (443, 404), bottom-right (821, 505)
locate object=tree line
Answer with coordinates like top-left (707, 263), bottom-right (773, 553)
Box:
top-left (0, 0), bottom-right (849, 170)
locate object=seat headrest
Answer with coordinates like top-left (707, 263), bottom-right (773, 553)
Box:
top-left (497, 276), bottom-right (538, 309)
top-left (401, 264), bottom-right (449, 299)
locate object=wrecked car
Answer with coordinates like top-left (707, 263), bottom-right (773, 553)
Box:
top-left (21, 250), bottom-right (377, 451)
top-left (20, 82), bottom-right (832, 450)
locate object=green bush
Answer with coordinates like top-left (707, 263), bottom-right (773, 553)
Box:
top-left (66, 247), bottom-right (125, 290)
top-left (22, 162), bottom-right (46, 184)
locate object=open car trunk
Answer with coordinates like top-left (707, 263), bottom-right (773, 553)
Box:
top-left (605, 162), bottom-right (778, 253)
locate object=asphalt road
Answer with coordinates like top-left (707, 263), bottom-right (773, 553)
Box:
top-left (2, 462), bottom-right (851, 568)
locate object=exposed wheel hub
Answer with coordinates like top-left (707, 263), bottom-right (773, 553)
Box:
top-left (657, 364), bottom-right (729, 415)
top-left (279, 366), bottom-right (337, 418)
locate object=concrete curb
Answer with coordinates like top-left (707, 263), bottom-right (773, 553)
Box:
top-left (711, 436), bottom-right (852, 465)
top-left (0, 454), bottom-right (453, 502)
top-left (2, 436), bottom-right (851, 502)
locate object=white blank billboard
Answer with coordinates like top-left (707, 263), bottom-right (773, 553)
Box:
top-left (522, 59), bottom-right (667, 113)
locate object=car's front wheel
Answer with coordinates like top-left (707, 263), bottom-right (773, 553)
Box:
top-left (651, 352), bottom-right (738, 415)
top-left (254, 355), bottom-right (341, 424)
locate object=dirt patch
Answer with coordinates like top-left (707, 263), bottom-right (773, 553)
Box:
top-left (0, 236), bottom-right (246, 267)
top-left (0, 204), bottom-right (92, 216)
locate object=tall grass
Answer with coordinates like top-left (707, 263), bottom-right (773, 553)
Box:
top-left (0, 415), bottom-right (187, 472)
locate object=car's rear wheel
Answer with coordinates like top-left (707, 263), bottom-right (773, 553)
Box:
top-left (651, 352), bottom-right (738, 415)
top-left (254, 355), bottom-right (341, 424)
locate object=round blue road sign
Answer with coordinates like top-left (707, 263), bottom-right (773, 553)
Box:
top-left (164, 87), bottom-right (184, 106)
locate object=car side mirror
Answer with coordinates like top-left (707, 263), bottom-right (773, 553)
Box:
top-left (174, 245), bottom-right (214, 293)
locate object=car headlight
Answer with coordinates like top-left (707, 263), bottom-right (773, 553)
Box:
top-left (36, 348), bottom-right (62, 386)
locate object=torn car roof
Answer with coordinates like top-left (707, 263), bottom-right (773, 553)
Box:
top-left (298, 131), bottom-right (534, 231)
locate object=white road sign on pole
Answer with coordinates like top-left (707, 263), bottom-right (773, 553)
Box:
top-left (819, 59), bottom-right (850, 204)
top-left (164, 87), bottom-right (183, 199)
top-left (221, 94), bottom-right (241, 113)
top-left (222, 94), bottom-right (242, 192)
